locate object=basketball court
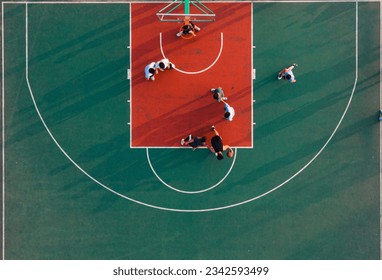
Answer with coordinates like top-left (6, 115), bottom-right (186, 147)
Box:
top-left (1, 0), bottom-right (381, 260)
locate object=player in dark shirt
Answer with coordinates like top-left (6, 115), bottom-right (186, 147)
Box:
top-left (209, 126), bottom-right (234, 160)
top-left (181, 134), bottom-right (207, 150)
top-left (176, 17), bottom-right (201, 37)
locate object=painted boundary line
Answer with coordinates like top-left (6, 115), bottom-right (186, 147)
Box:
top-left (251, 1), bottom-right (254, 146)
top-left (1, 0), bottom-right (379, 4)
top-left (380, 0), bottom-right (382, 261)
top-left (1, 0), bottom-right (5, 261)
top-left (129, 2), bottom-right (132, 148)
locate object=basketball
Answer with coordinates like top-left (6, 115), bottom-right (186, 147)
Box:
top-left (227, 151), bottom-right (234, 158)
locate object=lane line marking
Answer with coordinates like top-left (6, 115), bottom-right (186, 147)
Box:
top-left (379, 0), bottom-right (382, 260)
top-left (251, 0), bottom-right (254, 148)
top-left (129, 2), bottom-right (132, 149)
top-left (2, 0), bottom-right (5, 261)
top-left (1, 1), bottom-right (377, 3)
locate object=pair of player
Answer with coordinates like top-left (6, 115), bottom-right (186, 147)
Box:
top-left (145, 58), bottom-right (175, 81)
top-left (211, 87), bottom-right (235, 121)
top-left (181, 126), bottom-right (234, 160)
top-left (180, 86), bottom-right (235, 160)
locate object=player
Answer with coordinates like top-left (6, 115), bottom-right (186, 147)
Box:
top-left (209, 126), bottom-right (234, 160)
top-left (277, 63), bottom-right (298, 83)
top-left (145, 62), bottom-right (158, 81)
top-left (176, 17), bottom-right (201, 37)
top-left (155, 58), bottom-right (175, 71)
top-left (211, 87), bottom-right (227, 102)
top-left (181, 134), bottom-right (207, 150)
top-left (222, 100), bottom-right (235, 121)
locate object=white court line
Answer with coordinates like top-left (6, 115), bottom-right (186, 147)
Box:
top-left (146, 148), bottom-right (237, 194)
top-left (251, 1), bottom-right (254, 148)
top-left (159, 32), bottom-right (223, 75)
top-left (22, 0), bottom-right (359, 213)
top-left (1, 0), bottom-right (5, 261)
top-left (129, 2), bottom-right (132, 149)
top-left (1, 1), bottom-right (379, 3)
top-left (378, 0), bottom-right (382, 260)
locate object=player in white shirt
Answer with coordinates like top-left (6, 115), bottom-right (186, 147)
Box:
top-left (277, 63), bottom-right (298, 83)
top-left (222, 100), bottom-right (235, 121)
top-left (144, 62), bottom-right (158, 81)
top-left (155, 58), bottom-right (175, 71)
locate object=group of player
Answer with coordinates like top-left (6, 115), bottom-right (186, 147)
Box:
top-left (143, 19), bottom-right (235, 160)
top-left (179, 86), bottom-right (235, 160)
top-left (144, 19), bottom-right (201, 81)
top-left (143, 17), bottom-right (298, 160)
top-left (181, 125), bottom-right (234, 160)
top-left (144, 58), bottom-right (175, 81)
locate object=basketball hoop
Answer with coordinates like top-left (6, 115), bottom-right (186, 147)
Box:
top-left (157, 0), bottom-right (215, 22)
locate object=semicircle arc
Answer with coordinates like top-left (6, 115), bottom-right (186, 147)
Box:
top-left (159, 32), bottom-right (224, 75)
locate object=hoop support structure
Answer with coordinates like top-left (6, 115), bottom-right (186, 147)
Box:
top-left (157, 0), bottom-right (215, 22)
top-left (156, 13), bottom-right (215, 22)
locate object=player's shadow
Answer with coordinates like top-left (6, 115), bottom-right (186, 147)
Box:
top-left (254, 74), bottom-right (275, 90)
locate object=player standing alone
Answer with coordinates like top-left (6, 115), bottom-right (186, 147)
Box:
top-left (176, 17), bottom-right (201, 37)
top-left (278, 63), bottom-right (298, 83)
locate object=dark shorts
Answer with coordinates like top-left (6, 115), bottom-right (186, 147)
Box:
top-left (211, 136), bottom-right (223, 152)
top-left (182, 24), bottom-right (194, 34)
top-left (189, 137), bottom-right (203, 148)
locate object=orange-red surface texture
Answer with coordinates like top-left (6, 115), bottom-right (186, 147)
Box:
top-left (131, 2), bottom-right (252, 147)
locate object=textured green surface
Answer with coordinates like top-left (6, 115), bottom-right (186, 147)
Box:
top-left (3, 2), bottom-right (380, 259)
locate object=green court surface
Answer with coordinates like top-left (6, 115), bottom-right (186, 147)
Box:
top-left (1, 0), bottom-right (380, 259)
